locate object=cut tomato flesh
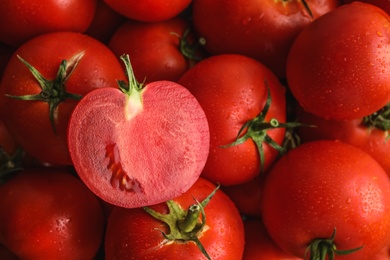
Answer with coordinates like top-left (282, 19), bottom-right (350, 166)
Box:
top-left (67, 81), bottom-right (210, 208)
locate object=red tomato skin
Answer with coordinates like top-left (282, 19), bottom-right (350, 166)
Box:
top-left (0, 0), bottom-right (97, 47)
top-left (297, 107), bottom-right (390, 177)
top-left (102, 0), bottom-right (192, 22)
top-left (192, 0), bottom-right (339, 78)
top-left (104, 177), bottom-right (245, 260)
top-left (0, 32), bottom-right (125, 165)
top-left (287, 2), bottom-right (390, 120)
top-left (0, 168), bottom-right (105, 259)
top-left (108, 17), bottom-right (191, 83)
top-left (243, 218), bottom-right (301, 260)
top-left (178, 54), bottom-right (286, 186)
top-left (261, 140), bottom-right (390, 259)
top-left (341, 0), bottom-right (390, 14)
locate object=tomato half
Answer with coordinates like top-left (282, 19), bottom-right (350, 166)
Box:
top-left (261, 140), bottom-right (390, 259)
top-left (67, 55), bottom-right (210, 208)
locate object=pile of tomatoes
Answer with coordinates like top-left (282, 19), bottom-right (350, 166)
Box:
top-left (0, 0), bottom-right (390, 259)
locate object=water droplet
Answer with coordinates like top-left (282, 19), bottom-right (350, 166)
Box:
top-left (377, 30), bottom-right (383, 37)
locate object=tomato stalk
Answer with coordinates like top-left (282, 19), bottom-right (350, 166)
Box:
top-left (222, 80), bottom-right (308, 174)
top-left (6, 53), bottom-right (84, 132)
top-left (305, 228), bottom-right (364, 260)
top-left (143, 185), bottom-right (220, 260)
top-left (117, 54), bottom-right (144, 120)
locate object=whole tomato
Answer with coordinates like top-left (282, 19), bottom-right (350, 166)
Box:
top-left (178, 54), bottom-right (286, 186)
top-left (0, 0), bottom-right (97, 47)
top-left (104, 177), bottom-right (245, 259)
top-left (0, 168), bottom-right (105, 259)
top-left (192, 0), bottom-right (339, 78)
top-left (108, 17), bottom-right (198, 83)
top-left (261, 140), bottom-right (390, 259)
top-left (0, 31), bottom-right (125, 166)
top-left (286, 2), bottom-right (390, 120)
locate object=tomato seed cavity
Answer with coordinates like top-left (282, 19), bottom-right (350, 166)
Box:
top-left (105, 143), bottom-right (143, 193)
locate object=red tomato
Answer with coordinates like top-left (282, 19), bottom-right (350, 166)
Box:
top-left (287, 2), bottom-right (390, 120)
top-left (192, 0), bottom-right (339, 78)
top-left (296, 106), bottom-right (390, 177)
top-left (0, 31), bottom-right (125, 166)
top-left (86, 0), bottom-right (125, 44)
top-left (102, 0), bottom-right (192, 22)
top-left (178, 54), bottom-right (286, 186)
top-left (67, 55), bottom-right (210, 208)
top-left (261, 140), bottom-right (390, 259)
top-left (243, 218), bottom-right (301, 260)
top-left (108, 17), bottom-right (195, 83)
top-left (104, 177), bottom-right (245, 259)
top-left (0, 0), bottom-right (97, 47)
top-left (0, 168), bottom-right (105, 259)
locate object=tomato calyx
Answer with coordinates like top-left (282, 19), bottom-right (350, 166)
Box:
top-left (222, 81), bottom-right (305, 174)
top-left (362, 102), bottom-right (390, 133)
top-left (143, 184), bottom-right (220, 260)
top-left (178, 28), bottom-right (204, 62)
top-left (305, 228), bottom-right (364, 260)
top-left (6, 53), bottom-right (84, 132)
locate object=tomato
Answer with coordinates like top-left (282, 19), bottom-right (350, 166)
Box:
top-left (0, 31), bottom-right (126, 166)
top-left (192, 0), bottom-right (339, 78)
top-left (85, 0), bottom-right (125, 44)
top-left (0, 0), bottom-right (97, 47)
top-left (104, 177), bottom-right (245, 260)
top-left (108, 17), bottom-right (196, 83)
top-left (296, 105), bottom-right (390, 177)
top-left (67, 55), bottom-right (209, 208)
top-left (102, 0), bottom-right (192, 22)
top-left (243, 218), bottom-right (301, 260)
top-left (261, 140), bottom-right (390, 259)
top-left (178, 54), bottom-right (286, 186)
top-left (0, 168), bottom-right (105, 259)
top-left (286, 2), bottom-right (390, 120)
